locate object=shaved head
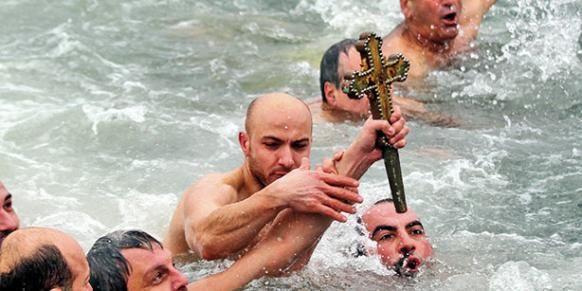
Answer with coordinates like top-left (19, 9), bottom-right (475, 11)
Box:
top-left (245, 92), bottom-right (312, 135)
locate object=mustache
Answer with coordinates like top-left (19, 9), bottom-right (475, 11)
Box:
top-left (394, 253), bottom-right (420, 277)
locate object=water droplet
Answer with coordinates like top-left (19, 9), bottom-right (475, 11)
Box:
top-left (430, 25), bottom-right (435, 30)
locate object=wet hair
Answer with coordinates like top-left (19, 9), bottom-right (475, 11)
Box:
top-left (352, 199), bottom-right (395, 257)
top-left (87, 230), bottom-right (163, 291)
top-left (374, 198), bottom-right (394, 205)
top-left (0, 244), bottom-right (73, 291)
top-left (319, 38), bottom-right (357, 102)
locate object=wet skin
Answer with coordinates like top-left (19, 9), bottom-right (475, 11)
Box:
top-left (362, 202), bottom-right (433, 276)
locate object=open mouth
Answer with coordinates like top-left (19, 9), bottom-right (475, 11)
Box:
top-left (395, 254), bottom-right (422, 276)
top-left (442, 12), bottom-right (457, 26)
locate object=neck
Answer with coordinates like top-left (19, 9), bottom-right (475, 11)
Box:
top-left (239, 161), bottom-right (265, 199)
top-left (401, 23), bottom-right (453, 54)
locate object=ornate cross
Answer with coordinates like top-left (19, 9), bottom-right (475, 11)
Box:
top-left (344, 32), bottom-right (410, 213)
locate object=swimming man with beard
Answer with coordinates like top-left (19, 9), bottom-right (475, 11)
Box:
top-left (164, 93), bottom-right (409, 273)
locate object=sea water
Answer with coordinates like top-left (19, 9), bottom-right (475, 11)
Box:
top-left (1, 0), bottom-right (581, 290)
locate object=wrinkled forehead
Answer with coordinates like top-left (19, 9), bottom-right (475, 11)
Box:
top-left (338, 47), bottom-right (362, 74)
top-left (249, 107), bottom-right (312, 139)
top-left (362, 203), bottom-right (420, 231)
top-left (122, 245), bottom-right (169, 273)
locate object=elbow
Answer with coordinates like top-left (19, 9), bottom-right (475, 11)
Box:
top-left (195, 237), bottom-right (228, 260)
top-left (199, 245), bottom-right (224, 261)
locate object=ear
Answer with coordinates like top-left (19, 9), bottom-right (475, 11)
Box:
top-left (323, 82), bottom-right (337, 106)
top-left (400, 0), bottom-right (413, 19)
top-left (239, 131), bottom-right (250, 156)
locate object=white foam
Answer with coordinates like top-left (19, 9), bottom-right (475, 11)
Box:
top-left (82, 104), bottom-right (148, 135)
top-left (489, 261), bottom-right (552, 291)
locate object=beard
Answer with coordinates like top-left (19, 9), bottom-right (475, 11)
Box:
top-left (246, 147), bottom-right (273, 187)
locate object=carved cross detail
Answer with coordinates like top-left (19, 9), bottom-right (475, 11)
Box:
top-left (344, 32), bottom-right (410, 140)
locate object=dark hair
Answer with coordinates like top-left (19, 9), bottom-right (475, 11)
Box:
top-left (87, 230), bottom-right (163, 291)
top-left (352, 199), bottom-right (395, 257)
top-left (319, 38), bottom-right (357, 102)
top-left (0, 245), bottom-right (73, 291)
top-left (374, 198), bottom-right (394, 205)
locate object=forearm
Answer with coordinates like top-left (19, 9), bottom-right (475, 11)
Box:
top-left (253, 210), bottom-right (332, 275)
top-left (335, 144), bottom-right (376, 180)
top-left (191, 193), bottom-right (285, 259)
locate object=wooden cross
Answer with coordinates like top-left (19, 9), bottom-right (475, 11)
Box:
top-left (344, 32), bottom-right (410, 213)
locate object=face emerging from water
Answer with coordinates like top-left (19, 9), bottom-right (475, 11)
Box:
top-left (329, 47), bottom-right (370, 115)
top-left (122, 246), bottom-right (188, 291)
top-left (362, 202), bottom-right (433, 276)
top-left (403, 0), bottom-right (462, 42)
top-left (0, 182), bottom-right (19, 247)
top-left (241, 96), bottom-right (312, 186)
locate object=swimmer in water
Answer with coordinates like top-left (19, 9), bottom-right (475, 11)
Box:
top-left (0, 181), bottom-right (19, 248)
top-left (360, 199), bottom-right (433, 276)
top-left (383, 0), bottom-right (497, 79)
top-left (164, 92), bottom-right (409, 275)
top-left (310, 38), bottom-right (458, 126)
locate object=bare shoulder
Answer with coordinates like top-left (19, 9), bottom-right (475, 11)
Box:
top-left (382, 26), bottom-right (405, 55)
top-left (183, 171), bottom-right (241, 206)
top-left (461, 0), bottom-right (496, 25)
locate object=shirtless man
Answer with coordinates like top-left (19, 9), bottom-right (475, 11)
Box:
top-left (360, 199), bottom-right (433, 276)
top-left (0, 181), bottom-right (19, 248)
top-left (311, 38), bottom-right (454, 126)
top-left (164, 93), bottom-right (409, 271)
top-left (0, 227), bottom-right (92, 290)
top-left (383, 0), bottom-right (497, 79)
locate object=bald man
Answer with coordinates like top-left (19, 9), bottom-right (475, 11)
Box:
top-left (164, 93), bottom-right (409, 272)
top-left (0, 181), bottom-right (19, 248)
top-left (383, 0), bottom-right (496, 79)
top-left (0, 227), bottom-right (92, 290)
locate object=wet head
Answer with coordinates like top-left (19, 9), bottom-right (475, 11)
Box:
top-left (0, 227), bottom-right (92, 290)
top-left (402, 0), bottom-right (462, 43)
top-left (325, 44), bottom-right (370, 116)
top-left (122, 245), bottom-right (188, 291)
top-left (0, 181), bottom-right (19, 248)
top-left (361, 200), bottom-right (433, 276)
top-left (241, 93), bottom-right (313, 186)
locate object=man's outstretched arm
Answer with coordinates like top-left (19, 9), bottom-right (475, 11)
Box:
top-left (183, 166), bottom-right (360, 260)
top-left (211, 107), bottom-right (410, 279)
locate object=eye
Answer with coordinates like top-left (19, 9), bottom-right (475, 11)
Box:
top-left (410, 228), bottom-right (425, 236)
top-left (3, 200), bottom-right (13, 211)
top-left (379, 233), bottom-right (395, 241)
top-left (292, 142), bottom-right (309, 150)
top-left (152, 270), bottom-right (167, 285)
top-left (264, 142), bottom-right (280, 149)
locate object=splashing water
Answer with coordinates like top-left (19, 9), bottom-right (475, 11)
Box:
top-left (1, 0), bottom-right (581, 290)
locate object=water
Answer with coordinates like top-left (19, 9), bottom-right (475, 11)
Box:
top-left (1, 0), bottom-right (581, 290)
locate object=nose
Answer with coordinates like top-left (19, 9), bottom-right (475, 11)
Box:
top-left (171, 268), bottom-right (189, 291)
top-left (277, 146), bottom-right (295, 169)
top-left (0, 211), bottom-right (19, 232)
top-left (398, 234), bottom-right (416, 256)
